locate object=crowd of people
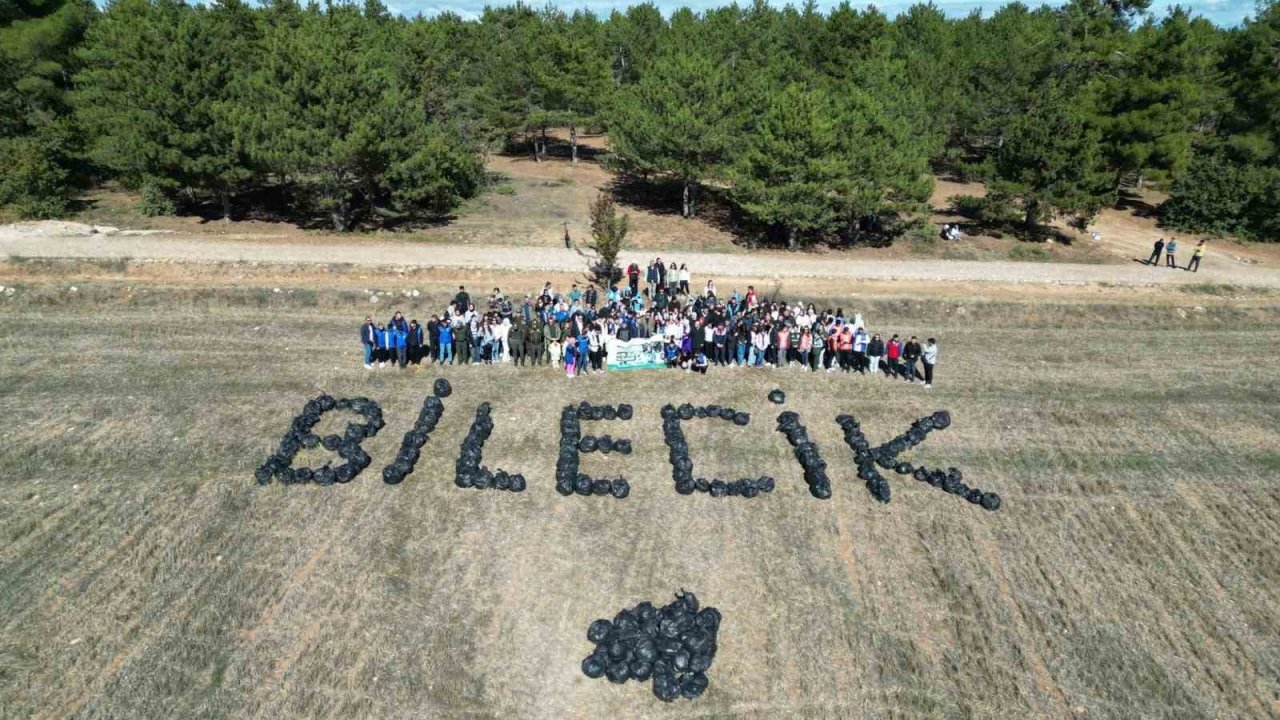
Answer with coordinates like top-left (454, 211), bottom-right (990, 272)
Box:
top-left (1146, 237), bottom-right (1208, 272)
top-left (359, 258), bottom-right (942, 387)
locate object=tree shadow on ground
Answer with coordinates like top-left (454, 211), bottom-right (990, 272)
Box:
top-left (1117, 191), bottom-right (1160, 220)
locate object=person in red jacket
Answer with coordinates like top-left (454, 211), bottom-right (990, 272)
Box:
top-left (885, 334), bottom-right (902, 378)
top-left (626, 262), bottom-right (641, 295)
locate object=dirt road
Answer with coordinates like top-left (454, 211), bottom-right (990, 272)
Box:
top-left (2, 227), bottom-right (1277, 287)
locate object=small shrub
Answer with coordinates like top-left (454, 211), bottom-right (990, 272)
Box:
top-left (1008, 244), bottom-right (1051, 262)
top-left (138, 184), bottom-right (178, 217)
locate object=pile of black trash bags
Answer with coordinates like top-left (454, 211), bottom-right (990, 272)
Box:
top-left (381, 383), bottom-right (448, 485)
top-left (837, 410), bottom-right (1000, 511)
top-left (455, 401), bottom-right (526, 492)
top-left (255, 394), bottom-right (382, 486)
top-left (556, 402), bottom-right (633, 498)
top-left (775, 411), bottom-right (831, 499)
top-left (581, 590), bottom-right (720, 701)
top-left (660, 404), bottom-right (770, 497)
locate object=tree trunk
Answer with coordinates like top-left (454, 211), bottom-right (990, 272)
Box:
top-left (527, 131), bottom-right (536, 162)
top-left (1023, 199), bottom-right (1039, 230)
top-left (682, 180), bottom-right (692, 218)
top-left (540, 127), bottom-right (548, 162)
top-left (786, 225), bottom-right (797, 250)
top-left (570, 125), bottom-right (578, 164)
top-left (219, 188), bottom-right (232, 222)
top-left (332, 196), bottom-right (352, 232)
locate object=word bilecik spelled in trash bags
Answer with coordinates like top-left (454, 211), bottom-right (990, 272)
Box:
top-left (582, 591), bottom-right (720, 702)
top-left (254, 381), bottom-right (1001, 511)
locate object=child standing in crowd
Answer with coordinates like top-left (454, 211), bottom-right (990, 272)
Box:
top-left (564, 338), bottom-right (578, 378)
top-left (867, 333), bottom-right (884, 374)
top-left (902, 336), bottom-right (921, 382)
top-left (437, 317), bottom-right (454, 365)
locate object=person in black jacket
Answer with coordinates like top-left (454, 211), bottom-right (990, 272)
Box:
top-left (867, 333), bottom-right (885, 375)
top-left (453, 286), bottom-right (470, 312)
top-left (425, 317), bottom-right (439, 363)
top-left (901, 336), bottom-right (922, 383)
top-left (360, 316), bottom-right (376, 368)
top-left (1146, 238), bottom-right (1165, 266)
top-left (407, 320), bottom-right (423, 364)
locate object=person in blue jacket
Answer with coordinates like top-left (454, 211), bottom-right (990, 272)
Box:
top-left (392, 324), bottom-right (408, 368)
top-left (376, 323), bottom-right (393, 368)
top-left (576, 333), bottom-right (590, 375)
top-left (436, 316), bottom-right (454, 365)
top-left (388, 311), bottom-right (409, 334)
top-left (361, 316), bottom-right (376, 369)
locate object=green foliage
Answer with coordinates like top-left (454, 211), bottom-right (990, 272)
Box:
top-left (607, 47), bottom-right (736, 217)
top-left (990, 84), bottom-right (1115, 235)
top-left (1161, 149), bottom-right (1280, 240)
top-left (0, 0), bottom-right (94, 217)
top-left (585, 191), bottom-right (628, 285)
top-left (0, 127), bottom-right (74, 218)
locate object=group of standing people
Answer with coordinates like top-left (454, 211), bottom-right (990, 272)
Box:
top-left (1146, 237), bottom-right (1208, 272)
top-left (358, 267), bottom-right (942, 388)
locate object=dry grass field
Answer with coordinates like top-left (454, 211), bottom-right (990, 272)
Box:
top-left (1, 267), bottom-right (1279, 720)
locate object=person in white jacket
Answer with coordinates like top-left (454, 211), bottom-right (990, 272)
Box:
top-left (922, 338), bottom-right (938, 388)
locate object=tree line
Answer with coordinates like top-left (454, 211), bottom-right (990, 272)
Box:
top-left (1, 0), bottom-right (1277, 243)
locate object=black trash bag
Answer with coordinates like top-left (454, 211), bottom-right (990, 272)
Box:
top-left (931, 410), bottom-right (951, 429)
top-left (635, 639), bottom-right (657, 663)
top-left (768, 389), bottom-right (786, 405)
top-left (757, 476), bottom-right (776, 493)
top-left (574, 474), bottom-right (593, 496)
top-left (578, 436), bottom-right (598, 453)
top-left (320, 434), bottom-right (343, 452)
top-left (693, 477), bottom-right (710, 494)
top-left (718, 407), bottom-right (734, 421)
top-left (597, 436), bottom-right (615, 453)
top-left (605, 661), bottom-right (630, 684)
top-left (602, 405), bottom-right (617, 421)
top-left (578, 401), bottom-right (593, 419)
top-left (630, 661), bottom-right (652, 682)
top-left (690, 652), bottom-right (713, 673)
top-left (913, 467), bottom-right (930, 482)
top-left (732, 412), bottom-right (750, 426)
top-left (495, 470), bottom-right (512, 490)
top-left (678, 404), bottom-right (695, 420)
top-left (694, 406), bottom-right (708, 419)
top-left (610, 479), bottom-right (630, 499)
top-left (432, 378), bottom-right (452, 398)
top-left (334, 464), bottom-right (355, 483)
top-left (509, 474), bottom-right (526, 492)
top-left (582, 654), bottom-right (606, 679)
top-left (473, 471), bottom-right (494, 489)
top-left (709, 480), bottom-right (728, 497)
top-left (614, 439), bottom-right (632, 455)
top-left (592, 478), bottom-right (612, 496)
top-left (894, 461), bottom-right (915, 475)
top-left (294, 467), bottom-right (314, 483)
top-left (965, 487), bottom-right (985, 504)
top-left (675, 479), bottom-right (695, 495)
top-left (254, 465), bottom-right (274, 485)
top-left (617, 404), bottom-right (634, 420)
top-left (681, 672), bottom-right (709, 699)
top-left (555, 479), bottom-right (573, 496)
top-left (652, 673), bottom-right (680, 702)
top-left (981, 492), bottom-right (1002, 511)
top-left (695, 607), bottom-right (721, 632)
top-left (660, 404), bottom-right (677, 419)
top-left (314, 466), bottom-right (337, 486)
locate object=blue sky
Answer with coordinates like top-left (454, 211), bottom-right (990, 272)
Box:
top-left (382, 0), bottom-right (1259, 26)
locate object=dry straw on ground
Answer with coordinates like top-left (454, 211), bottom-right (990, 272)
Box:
top-left (1, 281), bottom-right (1278, 719)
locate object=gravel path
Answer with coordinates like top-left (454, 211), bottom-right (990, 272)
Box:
top-left (3, 229), bottom-right (1277, 287)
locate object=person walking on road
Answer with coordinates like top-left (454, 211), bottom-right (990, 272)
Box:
top-left (1187, 240), bottom-right (1206, 272)
top-left (1147, 238), bottom-right (1165, 265)
top-left (1165, 238), bottom-right (1178, 268)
